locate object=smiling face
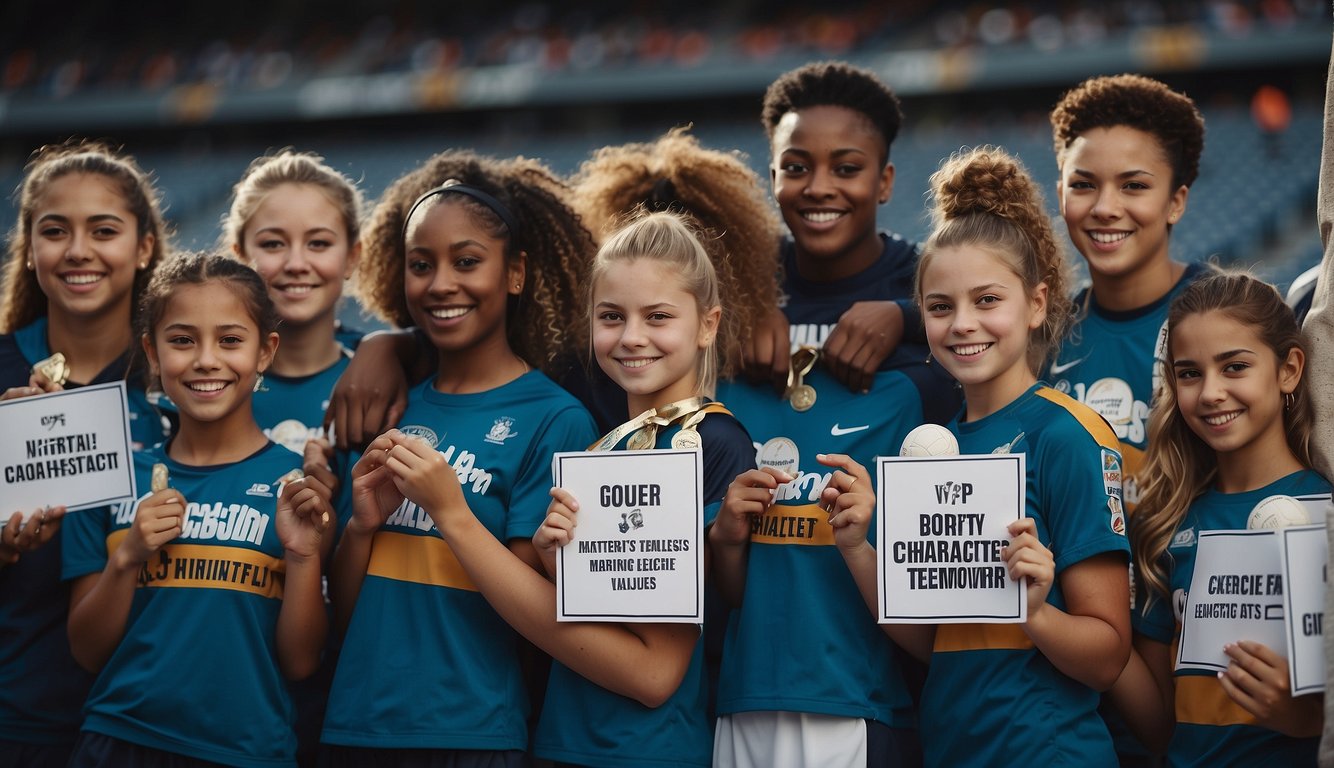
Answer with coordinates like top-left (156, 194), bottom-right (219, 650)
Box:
top-left (403, 197), bottom-right (524, 364)
top-left (28, 172), bottom-right (153, 325)
top-left (1059, 125), bottom-right (1187, 295)
top-left (239, 182), bottom-right (356, 330)
top-left (145, 281), bottom-right (277, 427)
top-left (592, 259), bottom-right (720, 415)
top-left (770, 105), bottom-right (893, 281)
top-left (921, 244), bottom-right (1047, 420)
top-left (1170, 310), bottom-right (1301, 467)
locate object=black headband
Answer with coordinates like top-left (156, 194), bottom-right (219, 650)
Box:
top-left (403, 179), bottom-right (520, 242)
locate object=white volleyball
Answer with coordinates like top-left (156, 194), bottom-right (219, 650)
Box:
top-left (900, 424), bottom-right (960, 457)
top-left (1246, 494), bottom-right (1311, 530)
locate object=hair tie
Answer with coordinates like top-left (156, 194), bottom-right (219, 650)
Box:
top-left (403, 179), bottom-right (521, 242)
top-left (647, 177), bottom-right (678, 212)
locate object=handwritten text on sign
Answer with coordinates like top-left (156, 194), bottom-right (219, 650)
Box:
top-left (552, 449), bottom-right (704, 623)
top-left (877, 454), bottom-right (1027, 624)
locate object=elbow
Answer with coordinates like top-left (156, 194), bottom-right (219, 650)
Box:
top-left (67, 635), bottom-right (107, 675)
top-left (280, 652), bottom-right (321, 682)
top-left (629, 662), bottom-right (691, 709)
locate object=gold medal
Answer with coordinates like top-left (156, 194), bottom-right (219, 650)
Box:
top-left (31, 352), bottom-right (70, 386)
top-left (151, 462), bottom-right (170, 492)
top-left (627, 426), bottom-right (657, 451)
top-left (671, 428), bottom-right (702, 450)
top-left (790, 384), bottom-right (817, 412)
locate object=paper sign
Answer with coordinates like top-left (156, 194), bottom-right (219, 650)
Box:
top-left (1280, 524), bottom-right (1328, 695)
top-left (0, 382), bottom-right (136, 522)
top-left (1177, 529), bottom-right (1286, 672)
top-left (876, 454), bottom-right (1027, 624)
top-left (552, 449), bottom-right (704, 623)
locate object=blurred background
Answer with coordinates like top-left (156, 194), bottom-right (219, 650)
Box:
top-left (1, 0), bottom-right (1329, 329)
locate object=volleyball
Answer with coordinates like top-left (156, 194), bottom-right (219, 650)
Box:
top-left (1246, 494), bottom-right (1311, 530)
top-left (900, 424), bottom-right (959, 457)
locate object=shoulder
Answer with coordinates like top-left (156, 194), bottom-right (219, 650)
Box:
top-left (1028, 387), bottom-right (1119, 452)
top-left (697, 408), bottom-right (755, 455)
top-left (0, 332), bottom-right (28, 388)
top-left (879, 231), bottom-right (920, 260)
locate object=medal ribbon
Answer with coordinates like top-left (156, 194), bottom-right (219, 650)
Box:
top-left (784, 346), bottom-right (819, 403)
top-left (589, 396), bottom-right (709, 451)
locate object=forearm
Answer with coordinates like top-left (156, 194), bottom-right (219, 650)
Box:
top-left (328, 527), bottom-right (374, 635)
top-left (276, 554), bottom-right (328, 680)
top-left (1025, 603), bottom-right (1128, 690)
top-left (1107, 643), bottom-right (1174, 751)
top-left (707, 525), bottom-right (749, 607)
top-left (841, 541), bottom-right (935, 661)
top-left (67, 555), bottom-right (143, 672)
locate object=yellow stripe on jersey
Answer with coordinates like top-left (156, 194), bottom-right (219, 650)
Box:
top-left (367, 529), bottom-right (478, 591)
top-left (105, 529), bottom-right (286, 599)
top-left (933, 622), bottom-right (1034, 653)
top-left (1035, 386), bottom-right (1120, 451)
top-left (1176, 675), bottom-right (1261, 727)
top-left (750, 503), bottom-right (836, 546)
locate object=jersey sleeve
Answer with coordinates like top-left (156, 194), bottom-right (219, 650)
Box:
top-left (505, 403), bottom-right (598, 541)
top-left (1134, 575), bottom-right (1176, 645)
top-left (1038, 420), bottom-right (1130, 573)
top-left (698, 414), bottom-right (756, 526)
top-left (61, 504), bottom-right (115, 580)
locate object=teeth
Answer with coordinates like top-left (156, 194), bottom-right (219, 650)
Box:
top-left (1090, 231), bottom-right (1129, 244)
top-left (280, 285), bottom-right (315, 294)
top-left (1204, 412), bottom-right (1240, 426)
top-left (803, 211), bottom-right (842, 223)
top-left (619, 358), bottom-right (657, 368)
top-left (431, 307), bottom-right (471, 319)
top-left (952, 343), bottom-right (991, 356)
top-left (62, 273), bottom-right (104, 285)
top-left (188, 381), bottom-right (227, 392)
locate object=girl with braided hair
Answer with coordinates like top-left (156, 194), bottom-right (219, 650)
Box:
top-left (823, 146), bottom-right (1131, 767)
top-left (321, 150), bottom-right (599, 767)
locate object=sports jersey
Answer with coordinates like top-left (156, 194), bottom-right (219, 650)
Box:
top-left (322, 372), bottom-right (597, 750)
top-left (61, 441), bottom-right (305, 768)
top-left (252, 349), bottom-right (352, 454)
top-left (0, 318), bottom-right (169, 749)
top-left (535, 408), bottom-right (755, 768)
top-left (920, 384), bottom-right (1129, 768)
top-left (714, 365), bottom-right (924, 727)
top-left (1136, 470), bottom-right (1329, 767)
top-left (1046, 263), bottom-right (1211, 508)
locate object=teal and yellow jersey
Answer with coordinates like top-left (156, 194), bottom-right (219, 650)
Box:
top-left (1136, 470), bottom-right (1329, 768)
top-left (252, 348), bottom-right (352, 454)
top-left (713, 366), bottom-right (925, 727)
top-left (921, 385), bottom-right (1129, 768)
top-left (535, 407), bottom-right (754, 768)
top-left (322, 372), bottom-right (597, 750)
top-left (61, 442), bottom-right (305, 768)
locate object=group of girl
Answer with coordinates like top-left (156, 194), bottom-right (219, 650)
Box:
top-left (0, 59), bottom-right (1323, 768)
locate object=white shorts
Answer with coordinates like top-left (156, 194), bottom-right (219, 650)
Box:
top-left (713, 711), bottom-right (867, 768)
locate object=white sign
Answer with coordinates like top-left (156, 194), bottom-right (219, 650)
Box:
top-left (1280, 524), bottom-right (1328, 695)
top-left (0, 382), bottom-right (136, 522)
top-left (552, 449), bottom-right (704, 623)
top-left (1177, 529), bottom-right (1286, 672)
top-left (876, 454), bottom-right (1027, 624)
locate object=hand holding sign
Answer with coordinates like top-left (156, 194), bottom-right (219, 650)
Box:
top-left (1218, 640), bottom-right (1323, 737)
top-left (1003, 518), bottom-right (1056, 622)
top-left (535, 488), bottom-right (581, 577)
top-left (0, 505), bottom-right (67, 564)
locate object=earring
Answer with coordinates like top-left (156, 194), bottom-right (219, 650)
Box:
top-left (253, 373), bottom-right (265, 393)
top-left (924, 351), bottom-right (933, 365)
top-left (1285, 392), bottom-right (1295, 411)
top-left (25, 260), bottom-right (33, 270)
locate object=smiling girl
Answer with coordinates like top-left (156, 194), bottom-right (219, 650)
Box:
top-left (0, 141), bottom-right (169, 767)
top-left (321, 151), bottom-right (598, 766)
top-left (62, 253), bottom-right (331, 768)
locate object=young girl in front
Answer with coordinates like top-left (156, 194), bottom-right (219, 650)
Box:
top-left (828, 147), bottom-right (1132, 767)
top-left (321, 151), bottom-right (598, 766)
top-left (359, 209), bottom-right (754, 768)
top-left (1112, 272), bottom-right (1325, 765)
top-left (62, 252), bottom-right (331, 767)
top-left (0, 141), bottom-right (170, 768)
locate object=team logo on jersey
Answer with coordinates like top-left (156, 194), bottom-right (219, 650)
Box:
top-left (1108, 497), bottom-right (1126, 535)
top-left (268, 419), bottom-right (312, 455)
top-left (1170, 528), bottom-right (1196, 549)
top-left (1102, 448), bottom-right (1123, 500)
top-left (484, 417), bottom-right (519, 445)
top-left (991, 432), bottom-right (1025, 454)
top-left (1077, 376), bottom-right (1149, 445)
top-left (400, 425), bottom-right (440, 448)
top-left (246, 483), bottom-right (274, 498)
top-left (1173, 588), bottom-right (1187, 624)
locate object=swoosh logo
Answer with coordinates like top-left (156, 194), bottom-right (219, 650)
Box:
top-left (1049, 356), bottom-right (1087, 375)
top-left (831, 424), bottom-right (870, 436)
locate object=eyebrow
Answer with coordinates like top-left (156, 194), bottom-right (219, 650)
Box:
top-left (163, 323), bottom-right (251, 333)
top-left (1070, 168), bottom-right (1155, 179)
top-left (36, 213), bottom-right (128, 225)
top-left (1173, 349), bottom-right (1256, 367)
top-left (254, 226), bottom-right (338, 237)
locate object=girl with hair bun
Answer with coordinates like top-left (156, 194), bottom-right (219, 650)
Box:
top-left (824, 146), bottom-right (1131, 767)
top-left (1114, 272), bottom-right (1324, 765)
top-left (322, 150), bottom-right (599, 765)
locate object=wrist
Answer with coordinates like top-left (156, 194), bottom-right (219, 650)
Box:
top-left (110, 546), bottom-right (145, 574)
top-left (709, 521), bottom-right (749, 548)
top-left (344, 517), bottom-right (380, 538)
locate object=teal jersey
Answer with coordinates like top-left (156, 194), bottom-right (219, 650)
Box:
top-left (322, 372), bottom-right (597, 750)
top-left (252, 349), bottom-right (351, 453)
top-left (534, 409), bottom-right (754, 768)
top-left (713, 366), bottom-right (924, 726)
top-left (1046, 263), bottom-right (1210, 507)
top-left (1136, 470), bottom-right (1329, 767)
top-left (922, 385), bottom-right (1129, 768)
top-left (61, 442), bottom-right (305, 768)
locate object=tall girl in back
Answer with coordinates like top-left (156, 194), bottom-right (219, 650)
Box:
top-left (828, 147), bottom-right (1131, 767)
top-left (0, 141), bottom-right (169, 768)
top-left (1113, 272), bottom-right (1324, 765)
top-left (321, 151), bottom-right (598, 766)
top-left (63, 253), bottom-right (331, 767)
